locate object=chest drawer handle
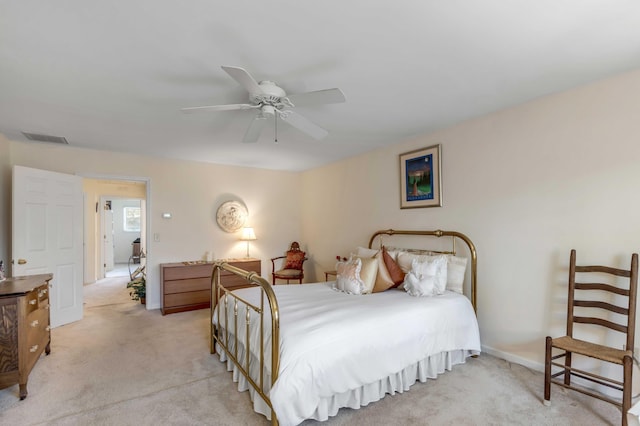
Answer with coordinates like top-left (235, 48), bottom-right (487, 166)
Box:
top-left (30, 320), bottom-right (39, 327)
top-left (29, 299), bottom-right (37, 305)
top-left (29, 345), bottom-right (38, 353)
top-left (45, 326), bottom-right (51, 332)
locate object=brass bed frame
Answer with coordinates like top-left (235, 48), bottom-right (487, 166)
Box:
top-left (210, 229), bottom-right (478, 425)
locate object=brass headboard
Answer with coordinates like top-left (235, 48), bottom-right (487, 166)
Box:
top-left (368, 229), bottom-right (477, 312)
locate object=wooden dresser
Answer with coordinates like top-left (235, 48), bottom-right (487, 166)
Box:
top-left (160, 259), bottom-right (260, 315)
top-left (0, 274), bottom-right (53, 399)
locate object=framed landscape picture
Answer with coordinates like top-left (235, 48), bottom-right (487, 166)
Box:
top-left (399, 144), bottom-right (442, 209)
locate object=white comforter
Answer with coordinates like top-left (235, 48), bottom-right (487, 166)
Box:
top-left (214, 282), bottom-right (481, 426)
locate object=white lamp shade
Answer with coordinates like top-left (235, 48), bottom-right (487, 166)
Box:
top-left (240, 227), bottom-right (256, 241)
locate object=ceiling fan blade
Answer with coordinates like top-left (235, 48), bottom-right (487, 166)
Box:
top-left (243, 115), bottom-right (268, 143)
top-left (286, 88), bottom-right (346, 107)
top-left (221, 66), bottom-right (264, 95)
top-left (280, 110), bottom-right (328, 140)
top-left (181, 104), bottom-right (258, 113)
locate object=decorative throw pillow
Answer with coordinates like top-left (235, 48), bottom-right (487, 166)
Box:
top-left (403, 269), bottom-right (436, 297)
top-left (284, 250), bottom-right (306, 270)
top-left (334, 257), bottom-right (366, 295)
top-left (403, 256), bottom-right (448, 297)
top-left (397, 252), bottom-right (467, 293)
top-left (372, 250), bottom-right (394, 293)
top-left (446, 255), bottom-right (468, 294)
top-left (355, 256), bottom-right (379, 294)
top-left (382, 246), bottom-right (405, 288)
top-left (397, 251), bottom-right (428, 273)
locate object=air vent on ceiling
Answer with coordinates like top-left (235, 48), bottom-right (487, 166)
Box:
top-left (21, 132), bottom-right (69, 145)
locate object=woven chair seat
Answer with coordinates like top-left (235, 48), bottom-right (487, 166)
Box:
top-left (551, 336), bottom-right (631, 365)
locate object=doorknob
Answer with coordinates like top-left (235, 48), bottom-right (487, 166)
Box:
top-left (12, 259), bottom-right (27, 265)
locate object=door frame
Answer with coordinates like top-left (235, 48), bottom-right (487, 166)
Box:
top-left (99, 196), bottom-right (144, 279)
top-left (80, 173), bottom-right (151, 308)
top-left (100, 197), bottom-right (114, 277)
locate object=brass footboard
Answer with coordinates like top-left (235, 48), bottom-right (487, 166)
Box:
top-left (210, 261), bottom-right (280, 425)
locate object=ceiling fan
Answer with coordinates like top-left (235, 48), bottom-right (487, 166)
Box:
top-left (181, 66), bottom-right (346, 143)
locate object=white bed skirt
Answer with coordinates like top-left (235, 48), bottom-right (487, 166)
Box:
top-left (217, 344), bottom-right (479, 425)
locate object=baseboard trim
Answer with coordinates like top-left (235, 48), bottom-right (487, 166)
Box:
top-left (481, 344), bottom-right (545, 373)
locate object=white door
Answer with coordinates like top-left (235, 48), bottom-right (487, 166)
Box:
top-left (103, 208), bottom-right (114, 274)
top-left (12, 165), bottom-right (83, 328)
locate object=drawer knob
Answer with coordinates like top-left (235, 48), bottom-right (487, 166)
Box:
top-left (29, 345), bottom-right (38, 353)
top-left (45, 326), bottom-right (51, 331)
top-left (30, 320), bottom-right (39, 327)
top-left (29, 299), bottom-right (37, 305)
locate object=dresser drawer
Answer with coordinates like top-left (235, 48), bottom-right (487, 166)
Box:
top-left (223, 260), bottom-right (260, 274)
top-left (25, 331), bottom-right (49, 373)
top-left (163, 277), bottom-right (210, 294)
top-left (164, 290), bottom-right (210, 308)
top-left (163, 264), bottom-right (213, 281)
top-left (26, 308), bottom-right (49, 345)
top-left (24, 290), bottom-right (40, 315)
top-left (37, 285), bottom-right (49, 306)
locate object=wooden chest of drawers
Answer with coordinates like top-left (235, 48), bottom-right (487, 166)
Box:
top-left (0, 274), bottom-right (53, 399)
top-left (160, 259), bottom-right (260, 315)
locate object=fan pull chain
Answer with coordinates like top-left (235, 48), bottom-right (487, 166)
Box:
top-left (274, 113), bottom-right (278, 143)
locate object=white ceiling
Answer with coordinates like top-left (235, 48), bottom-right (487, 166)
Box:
top-left (1, 1), bottom-right (639, 172)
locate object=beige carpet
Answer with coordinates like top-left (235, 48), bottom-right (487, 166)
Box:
top-left (0, 277), bottom-right (623, 425)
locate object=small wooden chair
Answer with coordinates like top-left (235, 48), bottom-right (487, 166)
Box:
top-left (271, 242), bottom-right (307, 284)
top-left (544, 249), bottom-right (638, 426)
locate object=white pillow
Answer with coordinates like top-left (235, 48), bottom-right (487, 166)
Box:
top-left (355, 246), bottom-right (378, 258)
top-left (403, 256), bottom-right (448, 297)
top-left (397, 251), bottom-right (427, 273)
top-left (398, 252), bottom-right (468, 293)
top-left (446, 255), bottom-right (468, 294)
top-left (333, 257), bottom-right (366, 295)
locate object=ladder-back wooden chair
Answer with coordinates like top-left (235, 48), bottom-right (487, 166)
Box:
top-left (544, 249), bottom-right (639, 426)
top-left (271, 242), bottom-right (307, 284)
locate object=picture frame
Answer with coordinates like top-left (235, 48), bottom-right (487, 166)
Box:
top-left (399, 144), bottom-right (442, 209)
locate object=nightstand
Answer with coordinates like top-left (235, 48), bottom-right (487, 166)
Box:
top-left (324, 270), bottom-right (337, 281)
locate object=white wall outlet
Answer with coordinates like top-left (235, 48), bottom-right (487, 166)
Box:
top-left (154, 233), bottom-right (160, 242)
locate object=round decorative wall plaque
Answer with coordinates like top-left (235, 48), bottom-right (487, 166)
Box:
top-left (216, 201), bottom-right (248, 233)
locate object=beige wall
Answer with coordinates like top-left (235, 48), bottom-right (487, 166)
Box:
top-left (301, 68), bottom-right (640, 370)
top-left (5, 144), bottom-right (303, 309)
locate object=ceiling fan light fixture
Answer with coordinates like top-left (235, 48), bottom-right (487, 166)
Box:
top-left (260, 105), bottom-right (276, 117)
